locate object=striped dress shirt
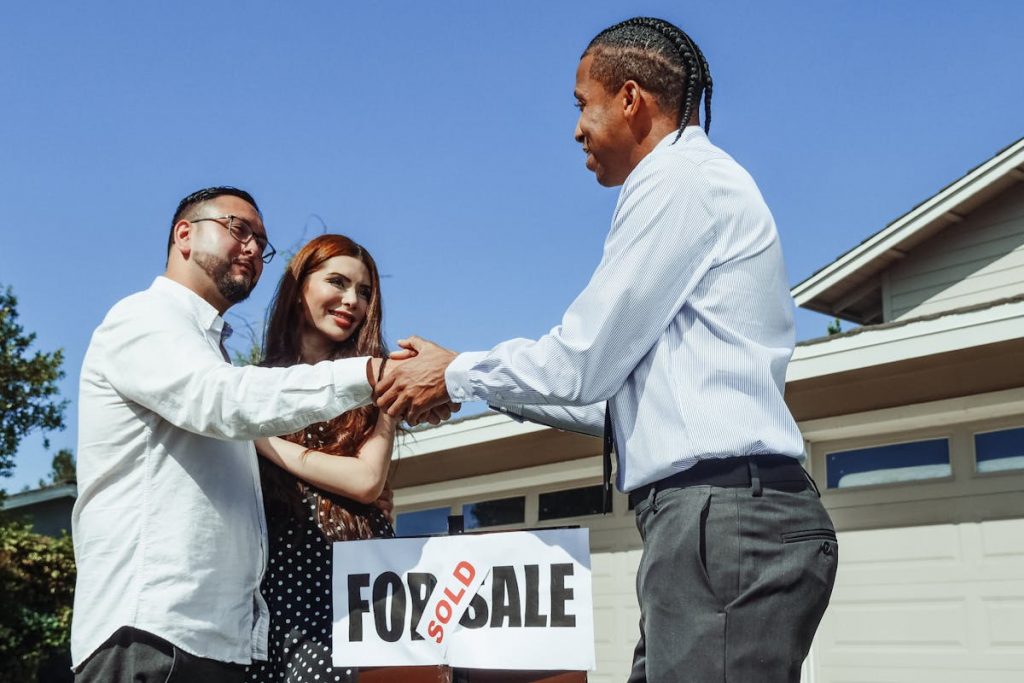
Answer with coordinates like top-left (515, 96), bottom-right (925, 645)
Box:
top-left (445, 127), bottom-right (804, 492)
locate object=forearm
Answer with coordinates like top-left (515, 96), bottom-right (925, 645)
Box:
top-left (255, 415), bottom-right (396, 503)
top-left (175, 360), bottom-right (374, 440)
top-left (348, 415), bottom-right (398, 501)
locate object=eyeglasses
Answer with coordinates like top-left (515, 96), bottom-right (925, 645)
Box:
top-left (190, 215), bottom-right (277, 264)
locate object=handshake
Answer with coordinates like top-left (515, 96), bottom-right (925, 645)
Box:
top-left (368, 336), bottom-right (461, 426)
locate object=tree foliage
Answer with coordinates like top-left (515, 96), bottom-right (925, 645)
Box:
top-left (0, 517), bottom-right (75, 682)
top-left (39, 449), bottom-right (76, 488)
top-left (0, 286), bottom-right (67, 478)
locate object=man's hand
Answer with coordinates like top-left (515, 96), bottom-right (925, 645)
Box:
top-left (375, 336), bottom-right (458, 422)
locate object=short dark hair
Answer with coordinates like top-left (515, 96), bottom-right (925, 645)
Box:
top-left (167, 186), bottom-right (261, 255)
top-left (584, 17), bottom-right (712, 143)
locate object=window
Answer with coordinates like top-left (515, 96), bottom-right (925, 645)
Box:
top-left (463, 496), bottom-right (525, 529)
top-left (395, 506), bottom-right (451, 537)
top-left (975, 426), bottom-right (1024, 473)
top-left (825, 438), bottom-right (951, 489)
top-left (538, 485), bottom-right (604, 521)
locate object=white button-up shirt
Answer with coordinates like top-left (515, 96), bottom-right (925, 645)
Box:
top-left (72, 276), bottom-right (372, 666)
top-left (446, 127), bottom-right (804, 492)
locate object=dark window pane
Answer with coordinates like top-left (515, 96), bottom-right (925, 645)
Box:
top-left (826, 438), bottom-right (950, 489)
top-left (463, 496), bottom-right (524, 529)
top-left (539, 485), bottom-right (604, 521)
top-left (395, 506), bottom-right (450, 537)
top-left (975, 427), bottom-right (1024, 473)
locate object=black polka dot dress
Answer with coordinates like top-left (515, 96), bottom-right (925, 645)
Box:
top-left (246, 423), bottom-right (395, 683)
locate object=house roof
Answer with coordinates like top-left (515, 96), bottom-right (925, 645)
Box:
top-left (1, 482), bottom-right (77, 510)
top-left (791, 137), bottom-right (1024, 323)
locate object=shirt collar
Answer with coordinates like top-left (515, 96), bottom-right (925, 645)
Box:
top-left (653, 124), bottom-right (707, 152)
top-left (150, 276), bottom-right (226, 334)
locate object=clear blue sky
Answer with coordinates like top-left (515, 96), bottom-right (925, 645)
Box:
top-left (2, 1), bottom-right (1022, 491)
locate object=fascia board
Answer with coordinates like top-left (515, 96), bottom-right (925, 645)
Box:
top-left (787, 300), bottom-right (1024, 382)
top-left (1, 483), bottom-right (78, 509)
top-left (396, 412), bottom-right (549, 459)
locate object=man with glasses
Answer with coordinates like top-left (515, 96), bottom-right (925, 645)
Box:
top-left (71, 187), bottom-right (388, 681)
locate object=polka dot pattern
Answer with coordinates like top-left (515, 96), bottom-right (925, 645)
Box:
top-left (246, 422), bottom-right (395, 682)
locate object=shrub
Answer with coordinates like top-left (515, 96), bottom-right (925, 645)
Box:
top-left (0, 517), bottom-right (75, 682)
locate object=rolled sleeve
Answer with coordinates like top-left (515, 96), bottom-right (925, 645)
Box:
top-left (330, 356), bottom-right (373, 407)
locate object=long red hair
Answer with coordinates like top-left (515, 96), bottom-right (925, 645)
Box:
top-left (261, 234), bottom-right (388, 540)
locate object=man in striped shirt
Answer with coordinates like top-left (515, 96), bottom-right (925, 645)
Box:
top-left (377, 17), bottom-right (837, 682)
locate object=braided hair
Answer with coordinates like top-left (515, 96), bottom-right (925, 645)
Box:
top-left (583, 17), bottom-right (712, 143)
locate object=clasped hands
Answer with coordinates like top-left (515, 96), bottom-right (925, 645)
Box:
top-left (370, 336), bottom-right (460, 426)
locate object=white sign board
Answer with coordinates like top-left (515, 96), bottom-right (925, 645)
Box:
top-left (331, 528), bottom-right (594, 670)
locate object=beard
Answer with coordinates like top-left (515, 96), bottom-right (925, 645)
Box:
top-left (193, 251), bottom-right (256, 304)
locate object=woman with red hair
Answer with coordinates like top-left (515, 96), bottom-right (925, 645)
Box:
top-left (245, 234), bottom-right (396, 682)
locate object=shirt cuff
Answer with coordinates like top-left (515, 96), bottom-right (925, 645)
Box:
top-left (330, 356), bottom-right (373, 408)
top-left (488, 403), bottom-right (526, 423)
top-left (445, 351), bottom-right (489, 403)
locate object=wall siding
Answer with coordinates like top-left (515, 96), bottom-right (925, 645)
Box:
top-left (885, 185), bottom-right (1024, 321)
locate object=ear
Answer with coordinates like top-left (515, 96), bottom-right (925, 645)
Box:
top-left (621, 80), bottom-right (643, 121)
top-left (172, 219), bottom-right (193, 259)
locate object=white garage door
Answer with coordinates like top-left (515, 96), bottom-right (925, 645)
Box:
top-left (809, 518), bottom-right (1024, 682)
top-left (804, 411), bottom-right (1024, 683)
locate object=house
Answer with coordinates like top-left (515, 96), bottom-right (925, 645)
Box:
top-left (390, 137), bottom-right (1024, 682)
top-left (1, 483), bottom-right (77, 537)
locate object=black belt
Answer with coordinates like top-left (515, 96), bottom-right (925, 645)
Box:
top-left (628, 454), bottom-right (811, 508)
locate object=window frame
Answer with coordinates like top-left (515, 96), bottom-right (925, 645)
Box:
top-left (822, 435), bottom-right (954, 491)
top-left (971, 422), bottom-right (1024, 477)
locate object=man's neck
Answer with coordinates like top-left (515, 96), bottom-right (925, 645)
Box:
top-left (624, 118), bottom-right (683, 179)
top-left (163, 267), bottom-right (231, 315)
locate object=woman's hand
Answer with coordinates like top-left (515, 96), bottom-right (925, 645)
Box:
top-left (373, 483), bottom-right (396, 525)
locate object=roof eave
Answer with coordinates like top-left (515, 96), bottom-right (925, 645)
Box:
top-left (792, 138), bottom-right (1024, 312)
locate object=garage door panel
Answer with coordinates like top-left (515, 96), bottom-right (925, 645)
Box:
top-left (835, 522), bottom-right (1024, 587)
top-left (836, 525), bottom-right (961, 576)
top-left (828, 596), bottom-right (969, 647)
top-left (981, 517), bottom-right (1024, 556)
top-left (982, 596), bottom-right (1024, 647)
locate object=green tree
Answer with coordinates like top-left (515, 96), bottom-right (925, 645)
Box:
top-left (38, 449), bottom-right (76, 488)
top-left (0, 286), bottom-right (67, 479)
top-left (0, 285), bottom-right (74, 681)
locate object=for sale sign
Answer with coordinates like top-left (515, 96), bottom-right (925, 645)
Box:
top-left (331, 528), bottom-right (594, 670)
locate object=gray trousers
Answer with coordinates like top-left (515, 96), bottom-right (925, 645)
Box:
top-left (74, 627), bottom-right (246, 683)
top-left (628, 484), bottom-right (837, 682)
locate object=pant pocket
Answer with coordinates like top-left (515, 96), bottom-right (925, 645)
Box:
top-left (699, 488), bottom-right (740, 608)
top-left (780, 528), bottom-right (837, 544)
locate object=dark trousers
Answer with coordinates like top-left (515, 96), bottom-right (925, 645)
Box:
top-left (75, 627), bottom-right (246, 683)
top-left (627, 483), bottom-right (837, 682)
